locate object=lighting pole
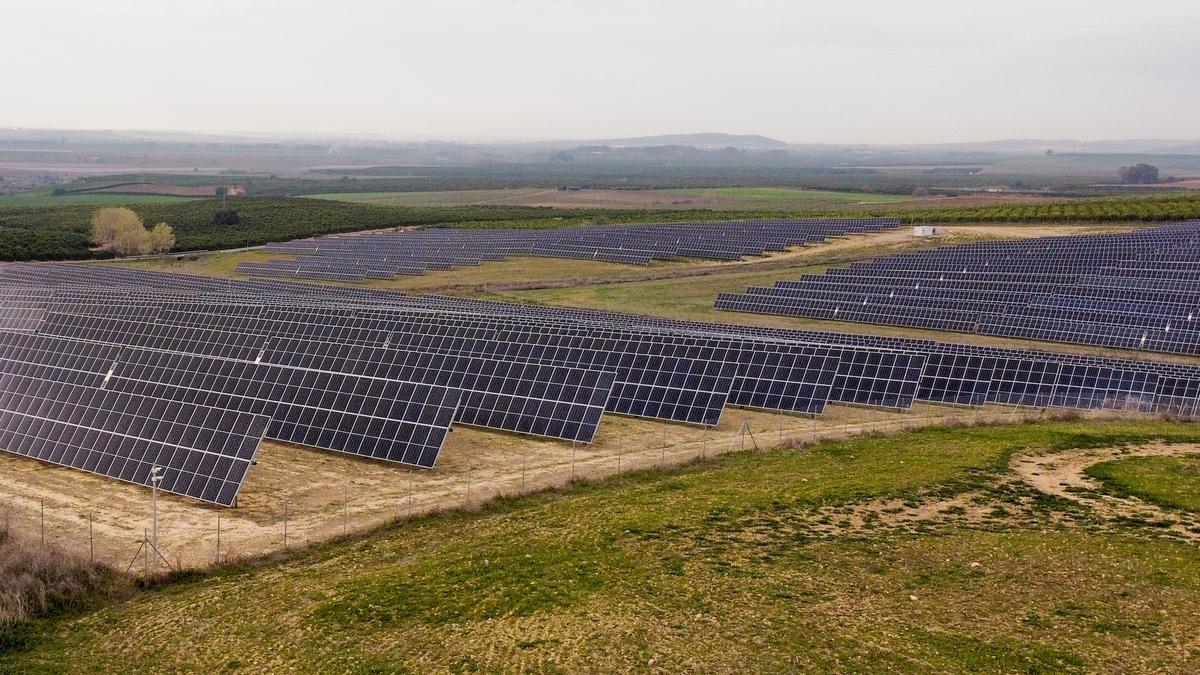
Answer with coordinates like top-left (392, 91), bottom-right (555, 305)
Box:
top-left (150, 466), bottom-right (162, 572)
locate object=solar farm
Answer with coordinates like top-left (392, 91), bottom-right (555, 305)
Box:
top-left (7, 216), bottom-right (1200, 513)
top-left (236, 218), bottom-right (901, 280)
top-left (7, 216), bottom-right (1200, 671)
top-left (717, 220), bottom-right (1200, 355)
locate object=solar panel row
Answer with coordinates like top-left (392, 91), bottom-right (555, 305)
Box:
top-left (715, 220), bottom-right (1200, 356)
top-left (239, 218), bottom-right (901, 282)
top-left (1, 254), bottom-right (1196, 505)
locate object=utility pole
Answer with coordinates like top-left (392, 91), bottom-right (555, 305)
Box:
top-left (150, 467), bottom-right (162, 572)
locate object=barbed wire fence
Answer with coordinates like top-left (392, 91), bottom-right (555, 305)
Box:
top-left (0, 404), bottom-right (1138, 577)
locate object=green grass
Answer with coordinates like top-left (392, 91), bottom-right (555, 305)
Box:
top-left (0, 191), bottom-right (195, 208)
top-left (1086, 454), bottom-right (1200, 512)
top-left (7, 419), bottom-right (1200, 672)
top-left (492, 233), bottom-right (981, 322)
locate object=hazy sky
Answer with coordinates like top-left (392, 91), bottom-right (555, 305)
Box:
top-left (5, 0), bottom-right (1199, 143)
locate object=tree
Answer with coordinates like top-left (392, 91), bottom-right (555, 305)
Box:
top-left (215, 185), bottom-right (228, 209)
top-left (1118, 163), bottom-right (1159, 184)
top-left (213, 209), bottom-right (240, 225)
top-left (90, 207), bottom-right (141, 248)
top-left (147, 222), bottom-right (175, 254)
top-left (111, 219), bottom-right (149, 256)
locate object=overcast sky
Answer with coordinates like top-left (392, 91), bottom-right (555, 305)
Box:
top-left (5, 0), bottom-right (1198, 143)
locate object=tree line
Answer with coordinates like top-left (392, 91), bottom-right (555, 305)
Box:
top-left (0, 194), bottom-right (1198, 262)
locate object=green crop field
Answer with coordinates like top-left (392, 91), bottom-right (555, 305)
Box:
top-left (6, 419), bottom-right (1200, 672)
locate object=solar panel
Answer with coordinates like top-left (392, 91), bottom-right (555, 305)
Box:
top-left (716, 220), bottom-right (1200, 356)
top-left (242, 218), bottom-right (902, 281)
top-left (0, 370), bottom-right (268, 506)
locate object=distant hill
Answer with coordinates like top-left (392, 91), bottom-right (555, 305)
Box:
top-left (880, 139), bottom-right (1200, 156)
top-left (552, 133), bottom-right (789, 151)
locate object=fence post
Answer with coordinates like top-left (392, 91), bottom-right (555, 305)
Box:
top-left (40, 499), bottom-right (45, 546)
top-left (88, 512), bottom-right (94, 564)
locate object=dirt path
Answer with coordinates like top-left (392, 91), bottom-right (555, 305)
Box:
top-left (1013, 443), bottom-right (1200, 543)
top-left (786, 441), bottom-right (1200, 545)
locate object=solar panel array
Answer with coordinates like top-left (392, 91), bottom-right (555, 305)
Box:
top-left (3, 247), bottom-right (1198, 504)
top-left (238, 218), bottom-right (900, 281)
top-left (716, 220), bottom-right (1200, 356)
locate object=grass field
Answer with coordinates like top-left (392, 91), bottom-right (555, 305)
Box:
top-left (1087, 454), bottom-right (1200, 512)
top-left (0, 191), bottom-right (195, 208)
top-left (6, 419), bottom-right (1200, 672)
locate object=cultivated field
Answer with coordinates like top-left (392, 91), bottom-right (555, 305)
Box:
top-left (311, 187), bottom-right (921, 210)
top-left (0, 191), bottom-right (194, 208)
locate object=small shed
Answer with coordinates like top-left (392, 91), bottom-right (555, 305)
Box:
top-left (913, 225), bottom-right (941, 237)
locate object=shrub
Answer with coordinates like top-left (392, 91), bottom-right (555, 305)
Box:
top-left (0, 529), bottom-right (131, 635)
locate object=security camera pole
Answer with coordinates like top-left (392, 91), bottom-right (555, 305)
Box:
top-left (150, 466), bottom-right (162, 572)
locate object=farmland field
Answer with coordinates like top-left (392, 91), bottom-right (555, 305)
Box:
top-left (311, 186), bottom-right (920, 210)
top-left (0, 191), bottom-right (196, 208)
